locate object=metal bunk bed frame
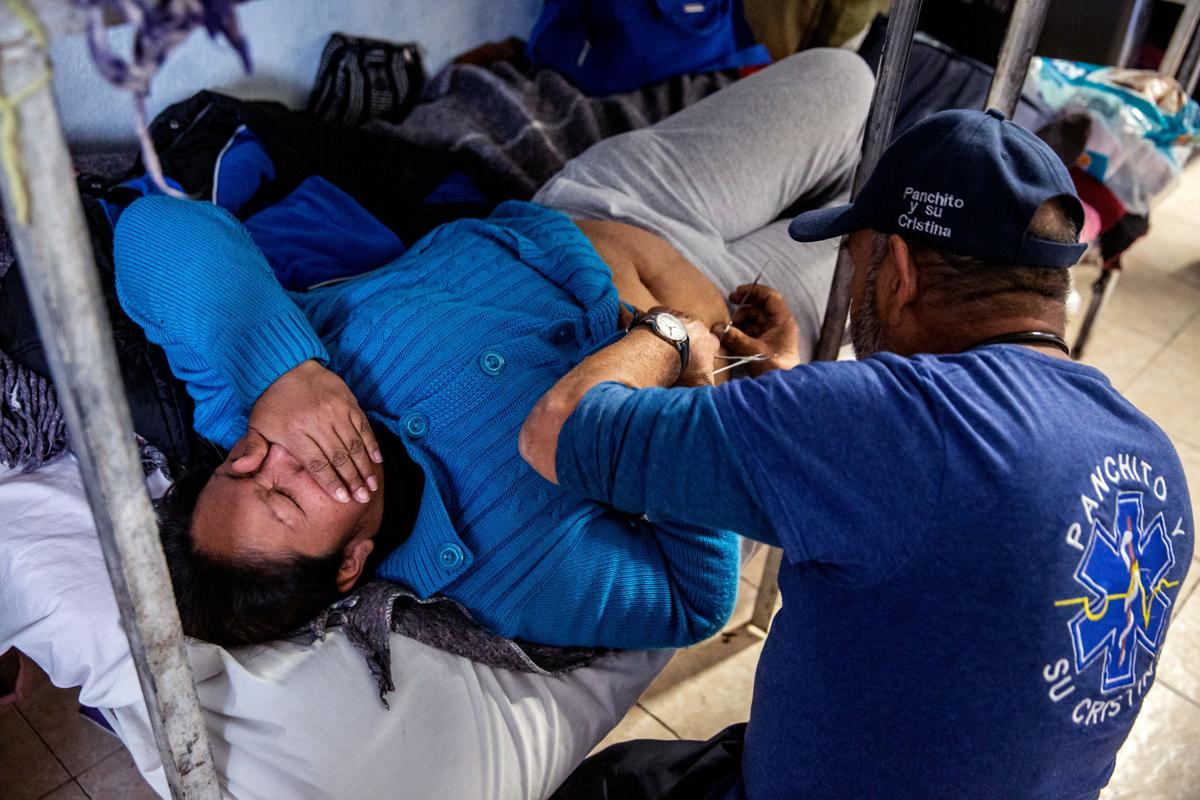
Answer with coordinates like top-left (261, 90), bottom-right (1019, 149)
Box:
top-left (0, 1), bottom-right (1192, 797)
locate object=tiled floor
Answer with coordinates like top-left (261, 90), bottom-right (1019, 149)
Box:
top-left (0, 656), bottom-right (156, 800)
top-left (2, 166), bottom-right (1199, 800)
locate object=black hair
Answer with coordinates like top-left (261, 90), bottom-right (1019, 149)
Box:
top-left (154, 465), bottom-right (345, 647)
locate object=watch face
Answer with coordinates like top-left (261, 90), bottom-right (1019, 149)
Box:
top-left (652, 313), bottom-right (688, 343)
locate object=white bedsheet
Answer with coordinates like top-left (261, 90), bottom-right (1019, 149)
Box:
top-left (0, 457), bottom-right (671, 799)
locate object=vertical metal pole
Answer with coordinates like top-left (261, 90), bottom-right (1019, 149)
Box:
top-left (748, 546), bottom-right (784, 634)
top-left (1177, 10), bottom-right (1200, 94)
top-left (1071, 266), bottom-right (1121, 361)
top-left (1117, 0), bottom-right (1155, 67)
top-left (1162, 0), bottom-right (1200, 78)
top-left (751, 0), bottom-right (925, 632)
top-left (985, 0), bottom-right (1052, 118)
top-left (1184, 54), bottom-right (1200, 96)
top-left (0, 9), bottom-right (219, 800)
top-left (811, 0), bottom-right (924, 365)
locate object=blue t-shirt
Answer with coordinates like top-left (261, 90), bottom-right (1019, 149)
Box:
top-left (557, 346), bottom-right (1194, 800)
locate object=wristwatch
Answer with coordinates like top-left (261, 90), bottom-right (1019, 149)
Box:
top-left (628, 310), bottom-right (690, 372)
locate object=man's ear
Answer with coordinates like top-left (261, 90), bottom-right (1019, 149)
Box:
top-left (335, 537), bottom-right (375, 593)
top-left (875, 234), bottom-right (920, 325)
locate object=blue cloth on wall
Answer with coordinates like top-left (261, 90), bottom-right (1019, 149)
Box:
top-left (243, 176), bottom-right (406, 291)
top-left (527, 0), bottom-right (769, 96)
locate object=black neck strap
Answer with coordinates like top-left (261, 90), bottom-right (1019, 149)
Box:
top-left (969, 330), bottom-right (1071, 355)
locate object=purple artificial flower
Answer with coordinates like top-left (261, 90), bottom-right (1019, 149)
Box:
top-left (80, 0), bottom-right (252, 195)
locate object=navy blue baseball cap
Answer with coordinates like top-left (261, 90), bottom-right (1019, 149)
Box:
top-left (788, 108), bottom-right (1087, 268)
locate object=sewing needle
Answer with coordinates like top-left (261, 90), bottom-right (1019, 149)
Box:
top-left (712, 353), bottom-right (771, 376)
top-left (721, 261), bottom-right (769, 342)
top-left (712, 359), bottom-right (752, 376)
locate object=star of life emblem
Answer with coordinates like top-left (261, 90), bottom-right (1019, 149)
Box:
top-left (1055, 491), bottom-right (1179, 693)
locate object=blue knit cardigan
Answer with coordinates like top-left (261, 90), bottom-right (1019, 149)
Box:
top-left (113, 196), bottom-right (739, 649)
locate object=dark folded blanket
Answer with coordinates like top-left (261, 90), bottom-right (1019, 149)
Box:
top-left (379, 57), bottom-right (740, 200)
top-left (0, 152), bottom-right (134, 284)
top-left (307, 580), bottom-right (607, 707)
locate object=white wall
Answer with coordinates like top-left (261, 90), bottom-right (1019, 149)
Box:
top-left (50, 0), bottom-right (542, 149)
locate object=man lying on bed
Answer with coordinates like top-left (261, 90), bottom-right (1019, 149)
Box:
top-left (115, 48), bottom-right (873, 649)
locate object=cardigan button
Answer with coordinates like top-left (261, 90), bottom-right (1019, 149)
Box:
top-left (403, 412), bottom-right (428, 438)
top-left (438, 543), bottom-right (464, 568)
top-left (549, 323), bottom-right (575, 345)
top-left (479, 350), bottom-right (506, 376)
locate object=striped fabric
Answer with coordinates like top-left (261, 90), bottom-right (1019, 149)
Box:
top-left (0, 351), bottom-right (65, 472)
top-left (308, 33), bottom-right (425, 127)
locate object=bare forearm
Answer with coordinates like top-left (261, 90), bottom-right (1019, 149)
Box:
top-left (520, 329), bottom-right (678, 483)
top-left (560, 329), bottom-right (679, 400)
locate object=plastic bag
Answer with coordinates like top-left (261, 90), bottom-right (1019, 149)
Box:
top-left (1025, 57), bottom-right (1200, 213)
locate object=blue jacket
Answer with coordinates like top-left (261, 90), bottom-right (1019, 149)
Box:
top-left (113, 196), bottom-right (740, 649)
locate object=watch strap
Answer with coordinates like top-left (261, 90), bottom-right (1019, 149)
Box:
top-left (629, 311), bottom-right (689, 373)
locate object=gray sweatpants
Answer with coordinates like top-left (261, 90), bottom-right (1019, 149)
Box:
top-left (535, 48), bottom-right (875, 362)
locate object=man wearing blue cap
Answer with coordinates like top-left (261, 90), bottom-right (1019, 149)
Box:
top-left (525, 106), bottom-right (1194, 799)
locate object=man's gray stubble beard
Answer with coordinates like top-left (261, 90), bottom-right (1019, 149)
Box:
top-left (849, 245), bottom-right (884, 360)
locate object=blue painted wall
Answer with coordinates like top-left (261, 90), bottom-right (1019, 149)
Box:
top-left (50, 0), bottom-right (542, 148)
